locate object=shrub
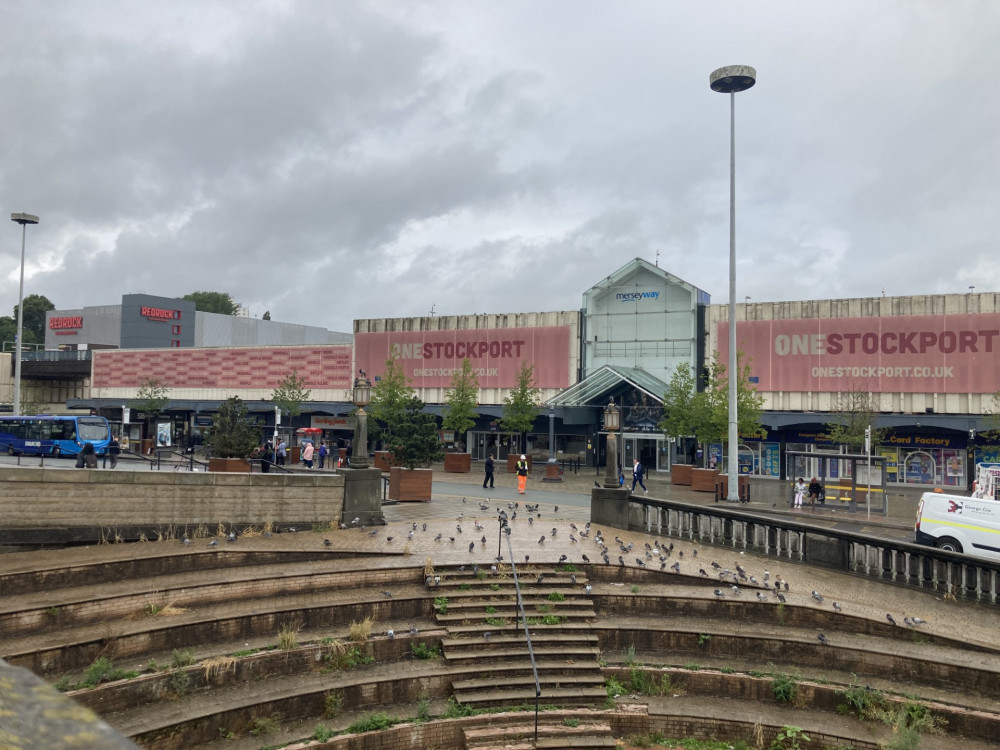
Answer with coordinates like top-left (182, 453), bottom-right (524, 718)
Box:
top-left (434, 596), bottom-right (448, 614)
top-left (410, 642), bottom-right (441, 659)
top-left (771, 670), bottom-right (798, 704)
top-left (311, 725), bottom-right (336, 741)
top-left (249, 715), bottom-right (280, 736)
top-left (444, 697), bottom-right (476, 718)
top-left (548, 591), bottom-right (566, 602)
top-left (324, 691), bottom-right (344, 718)
top-left (417, 693), bottom-right (431, 722)
top-left (346, 712), bottom-right (396, 734)
top-left (171, 648), bottom-right (195, 668)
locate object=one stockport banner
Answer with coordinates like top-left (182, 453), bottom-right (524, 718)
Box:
top-left (719, 312), bottom-right (1000, 395)
top-left (354, 327), bottom-right (572, 390)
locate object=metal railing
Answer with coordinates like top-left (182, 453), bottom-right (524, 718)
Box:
top-left (497, 509), bottom-right (542, 744)
top-left (630, 495), bottom-right (1000, 606)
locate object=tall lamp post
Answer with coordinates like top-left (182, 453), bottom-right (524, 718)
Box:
top-left (352, 372), bottom-right (371, 468)
top-left (710, 65), bottom-right (756, 502)
top-left (603, 398), bottom-right (620, 489)
top-left (10, 213), bottom-right (40, 417)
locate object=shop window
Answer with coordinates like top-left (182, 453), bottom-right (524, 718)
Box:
top-left (172, 325), bottom-right (181, 335)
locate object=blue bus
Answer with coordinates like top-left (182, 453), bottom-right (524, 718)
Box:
top-left (0, 415), bottom-right (112, 457)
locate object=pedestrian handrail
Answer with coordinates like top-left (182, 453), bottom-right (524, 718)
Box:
top-left (629, 494), bottom-right (1000, 606)
top-left (497, 510), bottom-right (542, 744)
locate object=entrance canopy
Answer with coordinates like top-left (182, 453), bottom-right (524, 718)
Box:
top-left (546, 365), bottom-right (666, 408)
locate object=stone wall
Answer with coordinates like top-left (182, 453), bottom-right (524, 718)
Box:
top-left (0, 467), bottom-right (345, 545)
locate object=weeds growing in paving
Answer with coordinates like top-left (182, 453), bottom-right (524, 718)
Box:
top-left (171, 648), bottom-right (195, 668)
top-left (770, 724), bottom-right (809, 750)
top-left (547, 591), bottom-right (566, 602)
top-left (201, 656), bottom-right (237, 681)
top-left (323, 640), bottom-right (373, 670)
top-left (249, 714), bottom-right (281, 736)
top-left (434, 596), bottom-right (449, 614)
top-left (347, 711), bottom-right (399, 733)
top-left (770, 666), bottom-right (800, 704)
top-left (410, 641), bottom-right (441, 659)
top-left (623, 643), bottom-right (638, 666)
top-left (628, 667), bottom-right (679, 697)
top-left (349, 616), bottom-right (373, 641)
top-left (417, 693), bottom-right (431, 722)
top-left (323, 690), bottom-right (344, 718)
top-left (278, 621), bottom-right (303, 651)
top-left (563, 717), bottom-right (580, 728)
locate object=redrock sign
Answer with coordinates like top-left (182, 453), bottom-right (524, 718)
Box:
top-left (140, 306), bottom-right (180, 321)
top-left (49, 316), bottom-right (83, 330)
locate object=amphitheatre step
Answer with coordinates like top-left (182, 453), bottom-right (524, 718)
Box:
top-left (435, 598), bottom-right (594, 612)
top-left (455, 685), bottom-right (608, 707)
top-left (463, 720), bottom-right (614, 749)
top-left (453, 672), bottom-right (605, 692)
top-left (435, 609), bottom-right (597, 625)
top-left (535, 736), bottom-right (619, 749)
top-left (443, 645), bottom-right (600, 665)
top-left (450, 660), bottom-right (603, 689)
top-left (442, 631), bottom-right (599, 648)
top-left (445, 622), bottom-right (597, 639)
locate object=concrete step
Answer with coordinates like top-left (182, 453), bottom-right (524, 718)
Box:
top-left (445, 622), bottom-right (596, 639)
top-left (463, 720), bottom-right (612, 748)
top-left (443, 645), bottom-right (600, 665)
top-left (454, 673), bottom-right (605, 692)
top-left (456, 685), bottom-right (608, 707)
top-left (435, 609), bottom-right (596, 625)
top-left (450, 660), bottom-right (602, 688)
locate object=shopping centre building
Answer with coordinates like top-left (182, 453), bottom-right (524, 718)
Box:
top-left (6, 260), bottom-right (998, 489)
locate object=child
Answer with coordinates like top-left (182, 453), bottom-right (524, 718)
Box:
top-left (793, 477), bottom-right (806, 508)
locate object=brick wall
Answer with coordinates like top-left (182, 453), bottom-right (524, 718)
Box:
top-left (0, 467), bottom-right (345, 545)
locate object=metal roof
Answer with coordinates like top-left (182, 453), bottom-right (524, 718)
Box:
top-left (546, 365), bottom-right (667, 407)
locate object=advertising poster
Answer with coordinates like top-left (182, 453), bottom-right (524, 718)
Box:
top-left (761, 443), bottom-right (781, 476)
top-left (156, 422), bottom-right (172, 447)
top-left (945, 451), bottom-right (964, 477)
top-left (877, 447), bottom-right (898, 482)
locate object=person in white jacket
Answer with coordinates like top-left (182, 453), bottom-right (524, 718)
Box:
top-left (793, 478), bottom-right (807, 508)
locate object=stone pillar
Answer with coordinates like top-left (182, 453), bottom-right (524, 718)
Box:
top-left (341, 466), bottom-right (383, 525)
top-left (591, 486), bottom-right (632, 530)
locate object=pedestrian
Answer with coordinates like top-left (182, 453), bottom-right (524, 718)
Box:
top-left (483, 454), bottom-right (495, 489)
top-left (318, 441), bottom-right (328, 469)
top-left (631, 458), bottom-right (647, 494)
top-left (793, 477), bottom-right (806, 508)
top-left (76, 442), bottom-right (96, 469)
top-left (276, 439), bottom-right (287, 466)
top-left (108, 434), bottom-right (121, 469)
top-left (516, 454), bottom-right (528, 494)
top-left (345, 441), bottom-right (352, 466)
top-left (303, 441), bottom-right (315, 468)
top-left (808, 477), bottom-right (823, 508)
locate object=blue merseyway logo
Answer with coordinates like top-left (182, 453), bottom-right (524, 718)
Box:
top-left (616, 291), bottom-right (660, 302)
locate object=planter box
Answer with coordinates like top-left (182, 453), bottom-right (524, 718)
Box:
top-left (716, 474), bottom-right (751, 500)
top-left (671, 464), bottom-right (693, 486)
top-left (690, 467), bottom-right (720, 493)
top-left (506, 455), bottom-right (532, 473)
top-left (388, 467), bottom-right (433, 502)
top-left (208, 458), bottom-right (249, 473)
top-left (373, 451), bottom-right (394, 471)
top-left (444, 453), bottom-right (471, 473)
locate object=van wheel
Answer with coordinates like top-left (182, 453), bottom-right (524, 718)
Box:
top-left (935, 537), bottom-right (963, 553)
top-left (7, 446), bottom-right (16, 456)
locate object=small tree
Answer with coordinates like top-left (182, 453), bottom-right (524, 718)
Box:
top-left (368, 358), bottom-right (414, 448)
top-left (130, 379), bottom-right (170, 440)
top-left (441, 358), bottom-right (479, 450)
top-left (205, 397), bottom-right (260, 459)
top-left (271, 370), bottom-right (311, 422)
top-left (658, 363), bottom-right (698, 441)
top-left (385, 394), bottom-right (444, 469)
top-left (181, 291), bottom-right (240, 315)
top-left (823, 385), bottom-right (885, 451)
top-left (981, 391), bottom-right (1000, 440)
top-left (500, 361), bottom-right (541, 454)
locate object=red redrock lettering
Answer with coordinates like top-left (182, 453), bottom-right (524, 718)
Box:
top-left (49, 316), bottom-right (83, 330)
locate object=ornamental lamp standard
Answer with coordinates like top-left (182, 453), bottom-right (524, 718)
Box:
top-left (10, 212), bottom-right (40, 417)
top-left (352, 371), bottom-right (372, 468)
top-left (603, 398), bottom-right (620, 489)
top-left (710, 64), bottom-right (756, 502)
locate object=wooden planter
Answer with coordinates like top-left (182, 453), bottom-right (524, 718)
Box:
top-left (506, 455), bottom-right (532, 473)
top-left (388, 467), bottom-right (433, 502)
top-left (208, 458), bottom-right (249, 473)
top-left (671, 464), bottom-right (693, 486)
top-left (373, 451), bottom-right (394, 471)
top-left (716, 474), bottom-right (751, 499)
top-left (444, 453), bottom-right (471, 473)
top-left (690, 467), bottom-right (720, 493)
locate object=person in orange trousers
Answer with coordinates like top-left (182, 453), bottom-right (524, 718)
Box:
top-left (516, 454), bottom-right (528, 494)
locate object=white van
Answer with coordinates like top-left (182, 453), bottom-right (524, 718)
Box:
top-left (915, 491), bottom-right (1000, 562)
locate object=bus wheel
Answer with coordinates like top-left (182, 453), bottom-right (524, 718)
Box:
top-left (52, 447), bottom-right (61, 456)
top-left (935, 537), bottom-right (963, 553)
top-left (7, 446), bottom-right (15, 456)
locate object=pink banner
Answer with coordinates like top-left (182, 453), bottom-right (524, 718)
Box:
top-left (719, 313), bottom-right (1000, 393)
top-left (93, 346), bottom-right (353, 389)
top-left (355, 327), bottom-right (571, 389)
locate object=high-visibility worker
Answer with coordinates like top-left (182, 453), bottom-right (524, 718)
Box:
top-left (516, 454), bottom-right (529, 494)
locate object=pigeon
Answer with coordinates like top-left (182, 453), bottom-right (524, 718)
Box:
top-left (386, 629), bottom-right (394, 639)
top-left (886, 613), bottom-right (897, 626)
top-left (554, 506), bottom-right (558, 512)
top-left (783, 582), bottom-right (789, 591)
top-left (524, 555), bottom-right (530, 563)
top-left (408, 531), bottom-right (414, 540)
top-left (763, 570), bottom-right (770, 581)
top-left (227, 532), bottom-right (237, 543)
top-left (730, 585), bottom-right (740, 595)
top-left (381, 591), bottom-right (392, 598)
top-left (386, 536), bottom-right (393, 543)
top-left (594, 481), bottom-right (601, 488)
top-left (434, 533), bottom-right (443, 542)
top-left (456, 524), bottom-right (462, 533)
top-left (618, 556), bottom-right (625, 566)
top-left (817, 634), bottom-right (829, 646)
top-left (208, 539), bottom-right (218, 547)
top-left (369, 529), bottom-right (379, 537)
top-left (636, 558), bottom-right (646, 567)
top-left (351, 517), bottom-right (360, 525)
top-left (582, 554), bottom-right (590, 563)
top-left (483, 632), bottom-right (492, 640)
top-left (713, 589), bottom-right (726, 598)
top-left (811, 590), bottom-right (824, 603)
top-left (904, 617), bottom-right (914, 628)
top-left (832, 602), bottom-right (842, 612)
top-left (670, 562), bottom-right (680, 573)
top-left (323, 538), bottom-right (332, 547)
top-left (481, 535), bottom-right (487, 544)
top-left (182, 536), bottom-right (191, 545)
top-left (537, 573), bottom-right (546, 584)
top-left (538, 536), bottom-right (546, 544)
top-left (339, 523), bottom-right (348, 530)
top-left (422, 523), bottom-right (427, 532)
top-left (462, 497), bottom-right (467, 503)
top-left (756, 592), bottom-right (767, 601)
top-left (434, 576), bottom-right (441, 585)
top-left (469, 542), bottom-right (475, 553)
top-left (409, 626), bottom-right (419, 636)
top-left (777, 593), bottom-right (786, 603)
top-left (699, 568), bottom-right (708, 577)
top-left (449, 537), bottom-right (455, 543)
top-left (711, 561), bottom-right (721, 569)
top-left (528, 517), bottom-right (534, 525)
top-left (412, 523), bottom-right (418, 530)
top-left (912, 617), bottom-right (927, 626)
top-left (558, 554), bottom-right (568, 563)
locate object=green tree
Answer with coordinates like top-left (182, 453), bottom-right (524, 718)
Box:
top-left (981, 391), bottom-right (1000, 439)
top-left (385, 394), bottom-right (444, 470)
top-left (271, 370), bottom-right (311, 421)
top-left (0, 316), bottom-right (15, 349)
top-left (129, 379), bottom-right (170, 422)
top-left (368, 358), bottom-right (414, 447)
top-left (823, 385), bottom-right (885, 451)
top-left (205, 397), bottom-right (260, 459)
top-left (500, 361), bottom-right (541, 454)
top-left (181, 291), bottom-right (239, 315)
top-left (657, 363), bottom-right (697, 440)
top-left (441, 358), bottom-right (479, 450)
top-left (13, 294), bottom-right (55, 343)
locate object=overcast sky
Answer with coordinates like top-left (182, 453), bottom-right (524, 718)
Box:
top-left (2, 1), bottom-right (997, 333)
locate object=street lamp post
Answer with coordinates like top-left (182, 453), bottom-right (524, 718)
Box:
top-left (710, 65), bottom-right (756, 502)
top-left (603, 398), bottom-right (620, 489)
top-left (10, 213), bottom-right (39, 417)
top-left (352, 372), bottom-right (372, 468)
